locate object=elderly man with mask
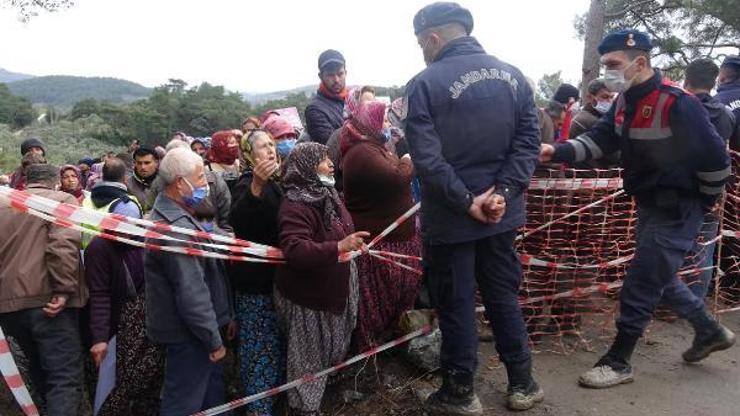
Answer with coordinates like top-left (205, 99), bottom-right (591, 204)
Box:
top-left (145, 148), bottom-right (233, 415)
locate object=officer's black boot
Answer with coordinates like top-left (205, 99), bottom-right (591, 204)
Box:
top-left (579, 330), bottom-right (637, 388)
top-left (423, 369), bottom-right (482, 416)
top-left (683, 310), bottom-right (736, 363)
top-left (504, 358), bottom-right (545, 411)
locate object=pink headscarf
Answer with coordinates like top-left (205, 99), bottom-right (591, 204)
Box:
top-left (338, 101), bottom-right (387, 156)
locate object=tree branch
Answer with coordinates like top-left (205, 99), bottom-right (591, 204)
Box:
top-left (604, 0), bottom-right (656, 19)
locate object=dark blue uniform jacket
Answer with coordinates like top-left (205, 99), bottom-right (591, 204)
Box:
top-left (405, 36), bottom-right (540, 245)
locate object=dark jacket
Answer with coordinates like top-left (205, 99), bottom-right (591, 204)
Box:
top-left (305, 89), bottom-right (345, 145)
top-left (85, 238), bottom-right (145, 344)
top-left (145, 194), bottom-right (233, 351)
top-left (147, 170), bottom-right (232, 232)
top-left (127, 172), bottom-right (157, 213)
top-left (553, 71), bottom-right (730, 207)
top-left (696, 92), bottom-right (736, 143)
top-left (404, 36), bottom-right (540, 244)
top-left (569, 104), bottom-right (621, 169)
top-left (343, 140), bottom-right (415, 241)
top-left (715, 81), bottom-right (740, 150)
top-left (229, 173), bottom-right (282, 294)
top-left (275, 199), bottom-right (353, 314)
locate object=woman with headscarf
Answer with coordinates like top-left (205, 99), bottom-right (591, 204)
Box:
top-left (325, 87), bottom-right (376, 194)
top-left (275, 142), bottom-right (369, 416)
top-left (60, 165), bottom-right (86, 203)
top-left (85, 203), bottom-right (165, 415)
top-left (262, 116), bottom-right (298, 161)
top-left (206, 130), bottom-right (241, 191)
top-left (228, 129), bottom-right (284, 415)
top-left (339, 101), bottom-right (422, 353)
top-left (85, 161), bottom-right (104, 191)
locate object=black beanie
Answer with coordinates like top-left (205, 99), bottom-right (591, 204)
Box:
top-left (21, 138), bottom-right (46, 156)
top-left (552, 84), bottom-right (580, 104)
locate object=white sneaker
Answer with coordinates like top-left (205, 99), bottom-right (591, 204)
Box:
top-left (578, 365), bottom-right (634, 389)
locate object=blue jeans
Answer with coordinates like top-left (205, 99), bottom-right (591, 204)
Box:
top-left (0, 308), bottom-right (83, 416)
top-left (425, 231), bottom-right (531, 378)
top-left (618, 198), bottom-right (708, 337)
top-left (160, 339), bottom-right (227, 416)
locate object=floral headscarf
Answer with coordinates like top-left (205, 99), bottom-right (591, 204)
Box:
top-left (240, 129), bottom-right (282, 181)
top-left (206, 130), bottom-right (240, 165)
top-left (283, 142), bottom-right (344, 230)
top-left (339, 100), bottom-right (387, 157)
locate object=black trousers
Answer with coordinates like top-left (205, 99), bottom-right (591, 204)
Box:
top-left (425, 231), bottom-right (531, 378)
top-left (0, 308), bottom-right (83, 416)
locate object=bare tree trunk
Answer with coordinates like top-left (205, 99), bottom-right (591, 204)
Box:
top-left (581, 0), bottom-right (607, 101)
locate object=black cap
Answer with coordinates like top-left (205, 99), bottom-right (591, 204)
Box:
top-left (318, 49), bottom-right (345, 71)
top-left (598, 29), bottom-right (653, 55)
top-left (553, 83), bottom-right (580, 104)
top-left (20, 137), bottom-right (46, 156)
top-left (722, 55), bottom-right (740, 68)
top-left (133, 144), bottom-right (159, 160)
top-left (413, 2), bottom-right (474, 35)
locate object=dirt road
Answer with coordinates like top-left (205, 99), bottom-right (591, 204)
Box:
top-left (3, 313), bottom-right (739, 416)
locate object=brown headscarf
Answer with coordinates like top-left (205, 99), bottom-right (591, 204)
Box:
top-left (60, 164), bottom-right (85, 202)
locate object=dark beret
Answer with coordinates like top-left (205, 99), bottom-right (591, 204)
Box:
top-left (722, 55), bottom-right (740, 68)
top-left (414, 2), bottom-right (473, 35)
top-left (598, 29), bottom-right (653, 55)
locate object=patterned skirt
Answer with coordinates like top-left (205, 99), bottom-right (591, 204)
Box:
top-left (274, 262), bottom-right (359, 413)
top-left (99, 293), bottom-right (165, 416)
top-left (352, 235), bottom-right (423, 353)
top-left (235, 293), bottom-right (285, 416)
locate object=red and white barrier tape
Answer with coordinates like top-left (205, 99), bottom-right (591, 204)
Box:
top-left (528, 177), bottom-right (623, 191)
top-left (23, 206), bottom-right (284, 264)
top-left (339, 203), bottom-right (421, 263)
top-left (0, 327), bottom-right (39, 416)
top-left (518, 253), bottom-right (633, 270)
top-left (192, 325), bottom-right (433, 416)
top-left (0, 187), bottom-right (283, 259)
top-left (369, 252), bottom-right (423, 275)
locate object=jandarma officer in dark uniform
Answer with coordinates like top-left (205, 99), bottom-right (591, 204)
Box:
top-left (405, 3), bottom-right (542, 414)
top-left (716, 55), bottom-right (740, 149)
top-left (541, 29), bottom-right (736, 389)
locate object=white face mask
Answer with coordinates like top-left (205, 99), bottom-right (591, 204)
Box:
top-left (604, 59), bottom-right (638, 93)
top-left (318, 174), bottom-right (335, 187)
top-left (594, 100), bottom-right (613, 115)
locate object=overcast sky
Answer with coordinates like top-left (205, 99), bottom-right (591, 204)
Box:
top-left (0, 0), bottom-right (590, 93)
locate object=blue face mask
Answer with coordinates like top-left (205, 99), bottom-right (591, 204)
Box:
top-left (382, 127), bottom-right (392, 143)
top-left (276, 139), bottom-right (297, 158)
top-left (182, 178), bottom-right (209, 208)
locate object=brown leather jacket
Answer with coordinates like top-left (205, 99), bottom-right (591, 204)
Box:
top-left (0, 184), bottom-right (87, 313)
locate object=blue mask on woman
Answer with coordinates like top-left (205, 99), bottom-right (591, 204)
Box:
top-left (182, 178), bottom-right (209, 208)
top-left (277, 139), bottom-right (297, 158)
top-left (382, 127), bottom-right (392, 143)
